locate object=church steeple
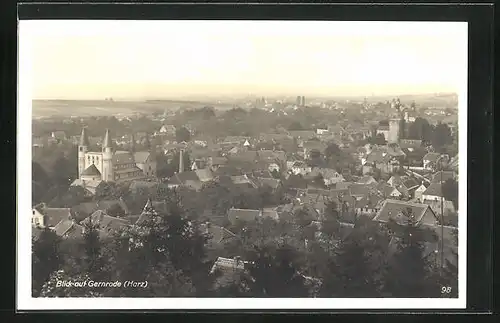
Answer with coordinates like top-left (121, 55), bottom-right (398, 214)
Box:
top-left (102, 129), bottom-right (112, 148)
top-left (78, 127), bottom-right (89, 179)
top-left (79, 127), bottom-right (90, 147)
top-left (101, 129), bottom-right (114, 182)
top-left (130, 133), bottom-right (136, 153)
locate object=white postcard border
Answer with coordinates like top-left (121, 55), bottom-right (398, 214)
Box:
top-left (17, 20), bottom-right (468, 310)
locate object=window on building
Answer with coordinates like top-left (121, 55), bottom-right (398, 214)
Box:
top-left (79, 147), bottom-right (83, 152)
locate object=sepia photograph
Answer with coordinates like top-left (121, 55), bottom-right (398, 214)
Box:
top-left (18, 20), bottom-right (467, 310)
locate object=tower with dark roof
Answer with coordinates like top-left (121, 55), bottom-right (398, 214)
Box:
top-left (102, 129), bottom-right (114, 182)
top-left (78, 128), bottom-right (90, 178)
top-left (130, 133), bottom-right (135, 153)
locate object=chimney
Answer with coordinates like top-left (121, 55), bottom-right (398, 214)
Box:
top-left (179, 149), bottom-right (184, 173)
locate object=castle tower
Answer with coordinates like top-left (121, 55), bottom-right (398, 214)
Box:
top-left (101, 129), bottom-right (114, 182)
top-left (388, 118), bottom-right (401, 143)
top-left (179, 149), bottom-right (184, 173)
top-left (78, 127), bottom-right (90, 178)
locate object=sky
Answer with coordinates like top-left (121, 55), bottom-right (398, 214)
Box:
top-left (21, 20), bottom-right (468, 100)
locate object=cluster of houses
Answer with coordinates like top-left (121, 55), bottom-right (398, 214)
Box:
top-left (32, 116), bottom-right (459, 289)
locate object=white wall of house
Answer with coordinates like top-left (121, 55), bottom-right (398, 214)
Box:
top-left (32, 209), bottom-right (45, 228)
top-left (268, 163), bottom-right (280, 173)
top-left (291, 166), bottom-right (312, 176)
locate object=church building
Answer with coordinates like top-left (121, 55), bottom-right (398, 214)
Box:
top-left (77, 128), bottom-right (157, 183)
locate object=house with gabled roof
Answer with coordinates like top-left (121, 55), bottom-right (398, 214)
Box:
top-left (306, 167), bottom-right (345, 186)
top-left (70, 178), bottom-right (105, 196)
top-left (227, 208), bottom-right (262, 225)
top-left (373, 199), bottom-right (439, 226)
top-left (200, 223), bottom-right (238, 248)
top-left (356, 175), bottom-right (378, 185)
top-left (230, 174), bottom-right (258, 189)
top-left (354, 194), bottom-right (383, 217)
top-left (388, 223), bottom-right (457, 269)
top-left (302, 140), bottom-right (328, 158)
top-left (32, 203), bottom-right (73, 229)
top-left (83, 210), bottom-right (131, 234)
top-left (209, 256), bottom-right (251, 288)
top-left (413, 182), bottom-right (428, 202)
top-left (423, 152), bottom-right (442, 170)
top-left (431, 170), bottom-right (457, 184)
top-left (158, 124), bottom-right (176, 136)
top-left (288, 130), bottom-right (316, 140)
top-left (253, 177), bottom-right (281, 190)
top-left (53, 219), bottom-right (87, 239)
top-left (421, 182), bottom-right (445, 202)
top-left (290, 161), bottom-right (312, 176)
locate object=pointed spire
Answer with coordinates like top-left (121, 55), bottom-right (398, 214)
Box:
top-left (144, 198), bottom-right (152, 211)
top-left (142, 198), bottom-right (156, 215)
top-left (79, 127), bottom-right (90, 146)
top-left (102, 129), bottom-right (112, 148)
top-left (130, 133), bottom-right (135, 153)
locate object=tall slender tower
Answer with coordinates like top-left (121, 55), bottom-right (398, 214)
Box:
top-left (101, 129), bottom-right (114, 181)
top-left (179, 149), bottom-right (184, 173)
top-left (78, 127), bottom-right (90, 178)
top-left (301, 96), bottom-right (306, 106)
top-left (130, 133), bottom-right (135, 153)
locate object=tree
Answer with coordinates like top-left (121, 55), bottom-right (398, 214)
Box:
top-left (39, 270), bottom-right (104, 297)
top-left (320, 220), bottom-right (387, 297)
top-left (408, 117), bottom-right (433, 141)
top-left (287, 121), bottom-right (304, 131)
top-left (80, 218), bottom-right (109, 281)
top-left (382, 208), bottom-right (440, 297)
top-left (440, 228), bottom-right (458, 298)
top-left (51, 156), bottom-right (76, 187)
top-left (114, 191), bottom-right (215, 296)
top-left (241, 244), bottom-right (310, 297)
top-left (175, 127), bottom-right (191, 143)
top-left (33, 161), bottom-right (51, 204)
top-left (368, 133), bottom-right (386, 145)
top-left (32, 228), bottom-right (63, 297)
top-left (432, 123), bottom-right (452, 149)
top-left (442, 179), bottom-right (459, 210)
top-left (324, 142), bottom-right (342, 162)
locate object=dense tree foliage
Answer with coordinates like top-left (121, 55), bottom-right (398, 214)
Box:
top-left (442, 179), bottom-right (459, 210)
top-left (32, 229), bottom-right (63, 297)
top-left (175, 127), bottom-right (191, 143)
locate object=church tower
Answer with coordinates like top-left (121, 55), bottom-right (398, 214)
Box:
top-left (388, 118), bottom-right (401, 143)
top-left (78, 127), bottom-right (90, 178)
top-left (101, 129), bottom-right (114, 182)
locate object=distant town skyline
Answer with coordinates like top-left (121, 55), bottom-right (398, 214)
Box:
top-left (23, 20), bottom-right (467, 100)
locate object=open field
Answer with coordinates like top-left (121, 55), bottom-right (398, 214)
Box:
top-left (32, 99), bottom-right (236, 117)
